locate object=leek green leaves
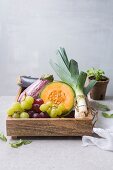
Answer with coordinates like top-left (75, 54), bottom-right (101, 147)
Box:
top-left (50, 47), bottom-right (96, 96)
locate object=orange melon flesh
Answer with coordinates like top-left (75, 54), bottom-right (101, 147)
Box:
top-left (40, 81), bottom-right (75, 112)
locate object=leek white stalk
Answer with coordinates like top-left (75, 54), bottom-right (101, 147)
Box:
top-left (73, 84), bottom-right (88, 116)
top-left (75, 93), bottom-right (87, 116)
top-left (75, 106), bottom-right (85, 118)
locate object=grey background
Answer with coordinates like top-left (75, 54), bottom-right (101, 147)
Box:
top-left (0, 0), bottom-right (113, 96)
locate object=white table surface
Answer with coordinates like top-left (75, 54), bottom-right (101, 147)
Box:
top-left (0, 96), bottom-right (113, 170)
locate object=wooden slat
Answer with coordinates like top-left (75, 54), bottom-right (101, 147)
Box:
top-left (6, 116), bottom-right (93, 137)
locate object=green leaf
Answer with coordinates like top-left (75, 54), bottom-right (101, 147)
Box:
top-left (87, 68), bottom-right (105, 81)
top-left (10, 139), bottom-right (32, 148)
top-left (23, 140), bottom-right (32, 145)
top-left (58, 47), bottom-right (70, 69)
top-left (87, 68), bottom-right (95, 77)
top-left (84, 80), bottom-right (97, 96)
top-left (10, 139), bottom-right (23, 148)
top-left (0, 132), bottom-right (7, 142)
top-left (49, 59), bottom-right (74, 86)
top-left (56, 51), bottom-right (71, 76)
top-left (110, 114), bottom-right (113, 118)
top-left (102, 112), bottom-right (113, 118)
top-left (97, 103), bottom-right (110, 111)
top-left (76, 71), bottom-right (87, 90)
top-left (69, 59), bottom-right (79, 81)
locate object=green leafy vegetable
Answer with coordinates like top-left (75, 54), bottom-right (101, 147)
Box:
top-left (102, 112), bottom-right (113, 118)
top-left (58, 47), bottom-right (70, 69)
top-left (69, 59), bottom-right (79, 81)
top-left (0, 132), bottom-right (7, 142)
top-left (84, 80), bottom-right (97, 96)
top-left (10, 139), bottom-right (32, 148)
top-left (50, 47), bottom-right (96, 117)
top-left (56, 51), bottom-right (71, 76)
top-left (49, 60), bottom-right (73, 85)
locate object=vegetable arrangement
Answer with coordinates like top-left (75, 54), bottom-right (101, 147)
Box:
top-left (7, 47), bottom-right (97, 119)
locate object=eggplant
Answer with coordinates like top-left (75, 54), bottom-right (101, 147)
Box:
top-left (17, 76), bottom-right (38, 88)
top-left (18, 74), bottom-right (54, 102)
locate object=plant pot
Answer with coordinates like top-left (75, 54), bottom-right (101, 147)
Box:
top-left (88, 76), bottom-right (109, 100)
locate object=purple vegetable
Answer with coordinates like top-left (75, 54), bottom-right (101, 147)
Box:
top-left (18, 75), bottom-right (54, 102)
top-left (17, 76), bottom-right (38, 88)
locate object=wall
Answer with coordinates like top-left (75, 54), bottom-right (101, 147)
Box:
top-left (0, 0), bottom-right (113, 96)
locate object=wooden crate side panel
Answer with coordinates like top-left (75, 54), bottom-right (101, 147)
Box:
top-left (6, 118), bottom-right (92, 136)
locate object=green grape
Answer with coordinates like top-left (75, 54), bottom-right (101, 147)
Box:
top-left (57, 107), bottom-right (62, 116)
top-left (47, 107), bottom-right (52, 115)
top-left (46, 101), bottom-right (53, 107)
top-left (50, 109), bottom-right (58, 118)
top-left (20, 112), bottom-right (29, 118)
top-left (25, 96), bottom-right (34, 105)
top-left (58, 104), bottom-right (65, 112)
top-left (7, 108), bottom-right (15, 116)
top-left (12, 102), bottom-right (23, 112)
top-left (12, 112), bottom-right (20, 118)
top-left (21, 101), bottom-right (32, 110)
top-left (40, 104), bottom-right (49, 112)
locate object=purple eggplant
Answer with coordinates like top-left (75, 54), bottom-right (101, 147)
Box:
top-left (18, 75), bottom-right (54, 102)
top-left (17, 76), bottom-right (38, 88)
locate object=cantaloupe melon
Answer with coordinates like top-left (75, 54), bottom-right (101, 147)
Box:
top-left (40, 81), bottom-right (75, 113)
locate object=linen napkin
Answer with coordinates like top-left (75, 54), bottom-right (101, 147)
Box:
top-left (82, 127), bottom-right (113, 151)
top-left (82, 100), bottom-right (113, 151)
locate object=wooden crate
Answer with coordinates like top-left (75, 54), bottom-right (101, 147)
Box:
top-left (6, 88), bottom-right (97, 138)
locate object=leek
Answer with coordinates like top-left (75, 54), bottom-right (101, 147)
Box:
top-left (50, 47), bottom-right (97, 118)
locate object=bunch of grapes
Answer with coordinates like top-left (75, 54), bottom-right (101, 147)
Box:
top-left (28, 98), bottom-right (49, 118)
top-left (40, 102), bottom-right (65, 118)
top-left (7, 96), bottom-right (34, 118)
top-left (7, 96), bottom-right (48, 118)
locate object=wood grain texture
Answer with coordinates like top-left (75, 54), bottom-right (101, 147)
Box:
top-left (6, 113), bottom-right (95, 137)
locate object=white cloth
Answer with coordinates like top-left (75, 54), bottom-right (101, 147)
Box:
top-left (82, 100), bottom-right (113, 151)
top-left (82, 127), bottom-right (113, 151)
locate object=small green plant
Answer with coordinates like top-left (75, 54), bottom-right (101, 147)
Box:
top-left (87, 68), bottom-right (105, 81)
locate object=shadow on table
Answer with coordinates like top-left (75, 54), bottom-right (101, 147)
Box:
top-left (105, 96), bottom-right (113, 100)
top-left (12, 136), bottom-right (82, 140)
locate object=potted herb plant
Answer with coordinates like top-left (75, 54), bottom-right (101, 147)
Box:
top-left (87, 68), bottom-right (109, 100)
